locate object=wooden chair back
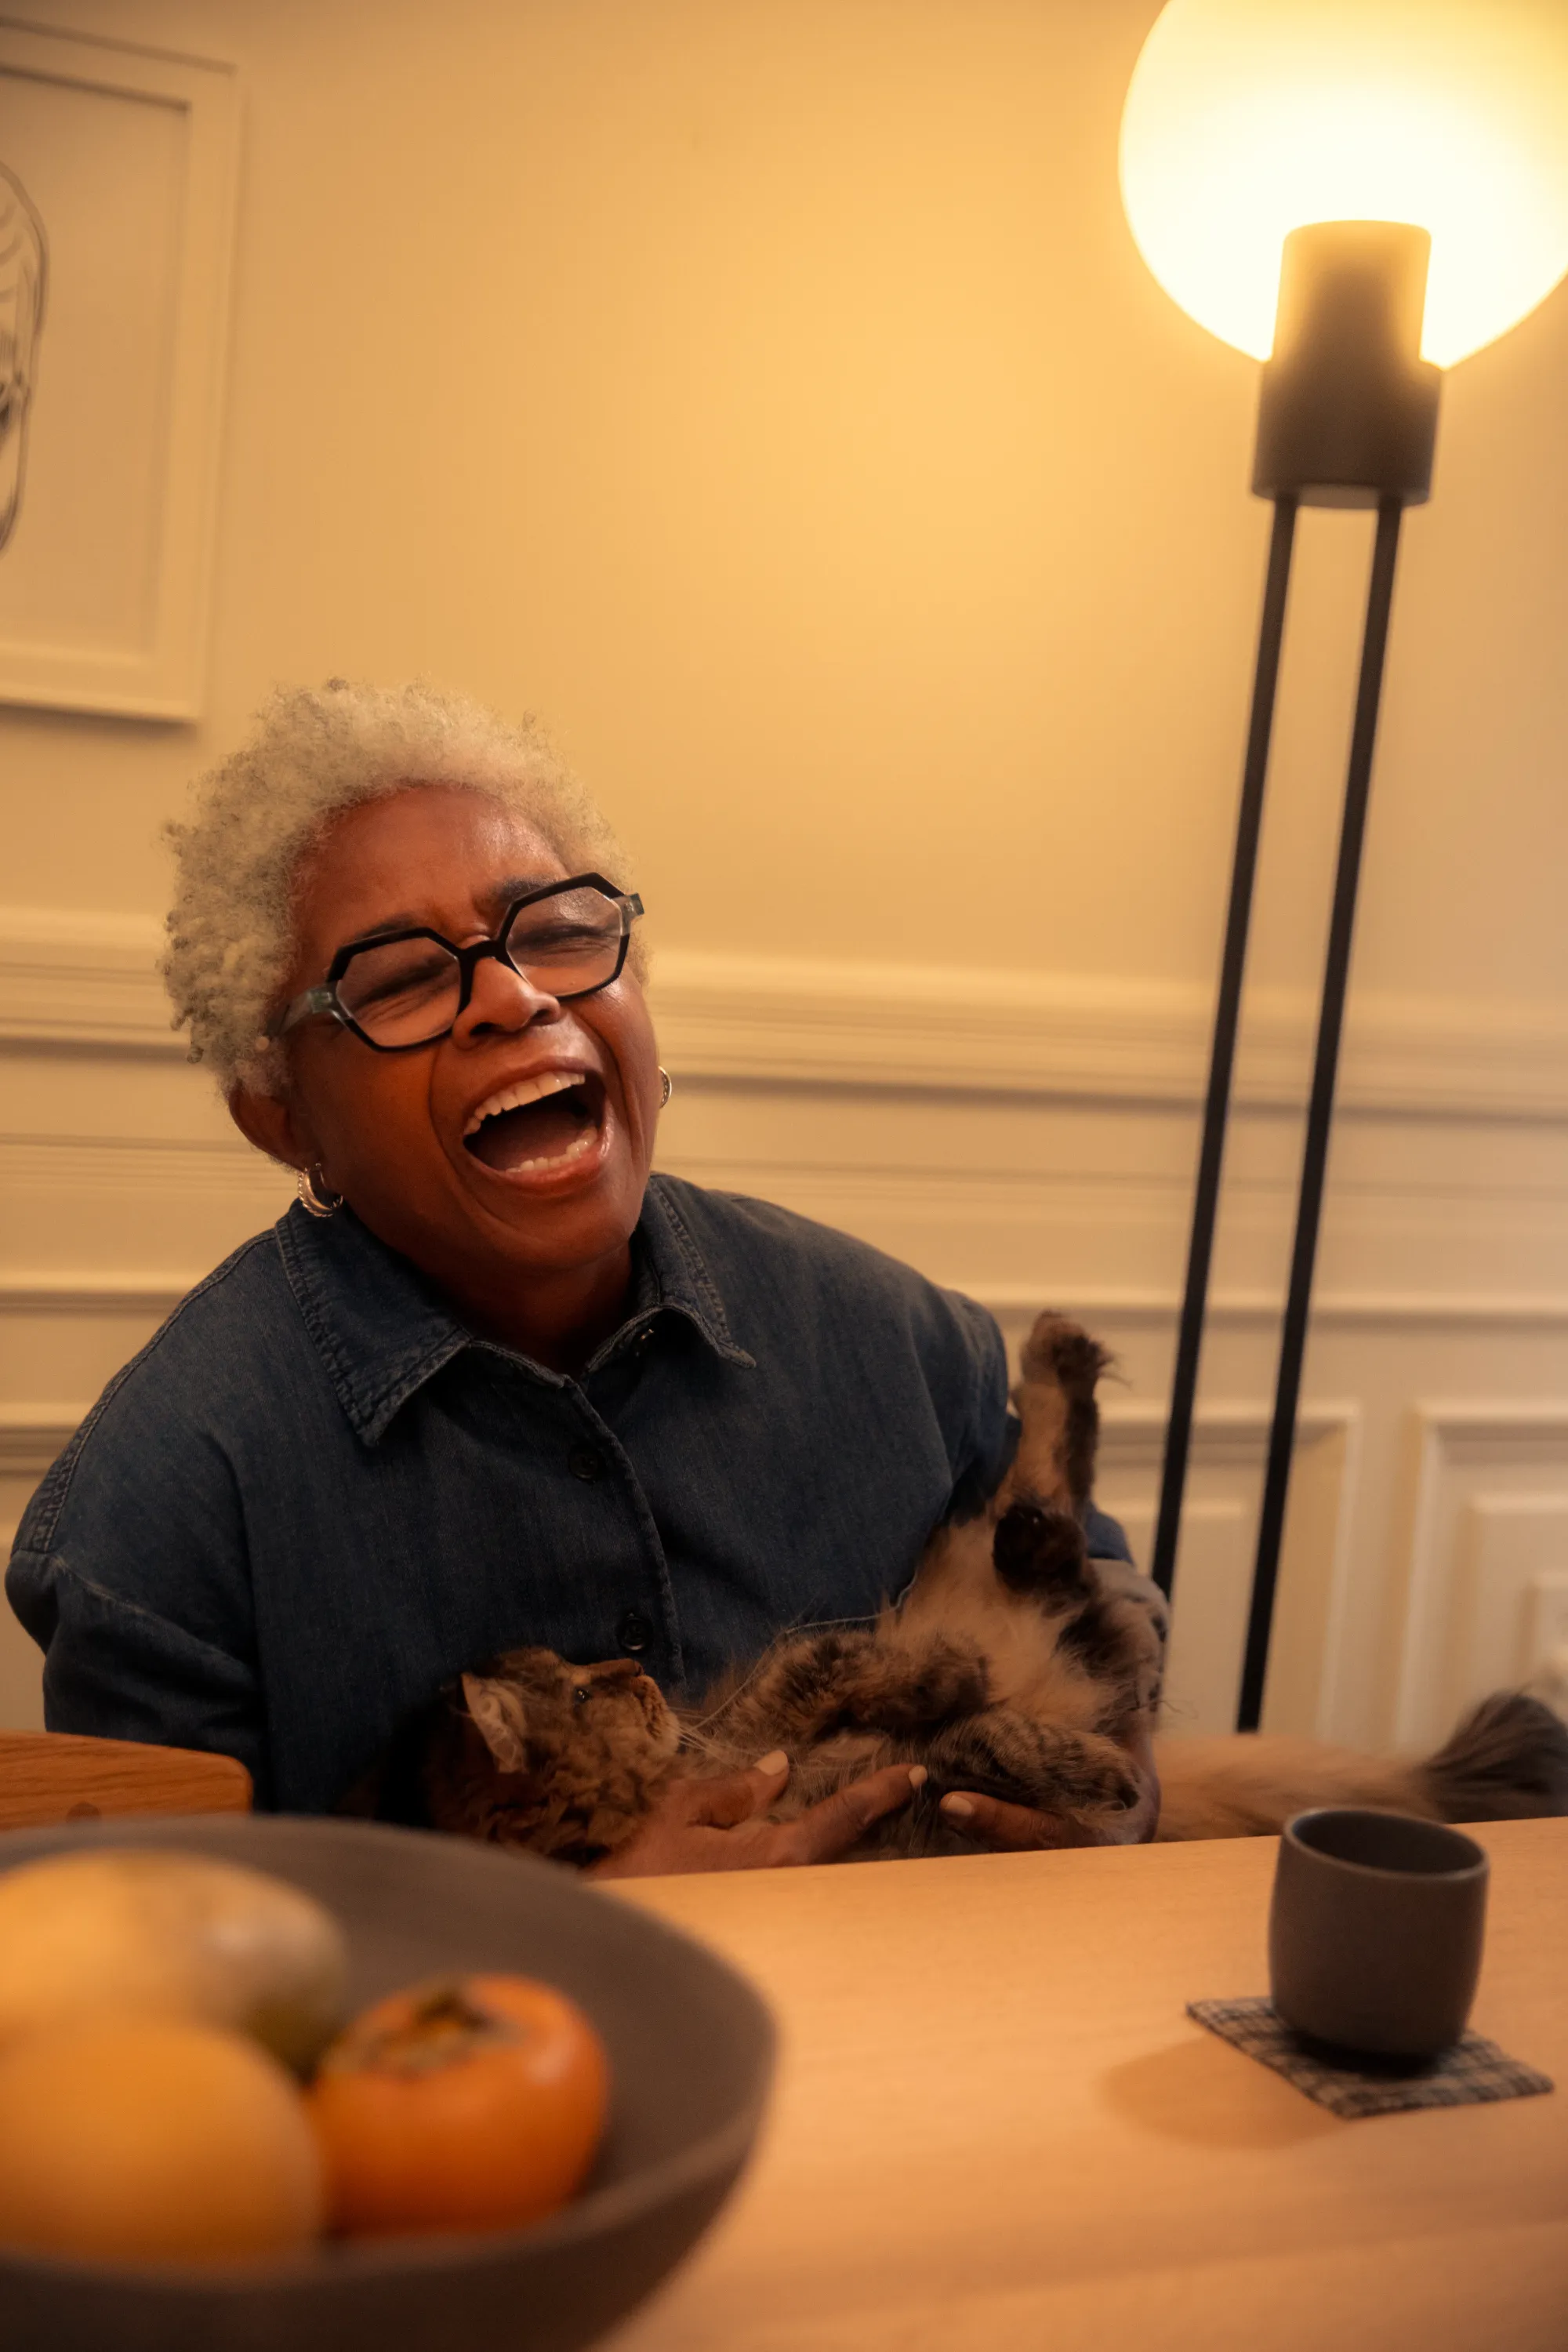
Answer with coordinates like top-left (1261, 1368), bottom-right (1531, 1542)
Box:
top-left (0, 1733), bottom-right (252, 1831)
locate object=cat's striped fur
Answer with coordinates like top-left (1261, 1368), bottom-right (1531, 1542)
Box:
top-left (408, 1312), bottom-right (1568, 1867)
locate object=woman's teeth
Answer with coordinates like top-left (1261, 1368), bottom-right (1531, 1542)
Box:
top-left (509, 1126), bottom-right (596, 1174)
top-left (463, 1069), bottom-right (586, 1138)
top-left (462, 1070), bottom-right (601, 1175)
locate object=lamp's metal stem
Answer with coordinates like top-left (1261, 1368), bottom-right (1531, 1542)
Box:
top-left (1150, 495), bottom-right (1298, 1604)
top-left (1235, 492), bottom-right (1405, 1731)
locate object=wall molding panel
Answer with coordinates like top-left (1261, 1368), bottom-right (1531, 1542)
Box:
top-left (4, 1272), bottom-right (1567, 1333)
top-left (5, 909), bottom-right (1568, 1120)
top-left (1392, 1403), bottom-right (1568, 1751)
top-left (0, 909), bottom-right (183, 1057)
top-left (654, 951), bottom-right (1568, 1125)
top-left (0, 1408), bottom-right (91, 1733)
top-left (1094, 1400), bottom-right (1360, 1743)
top-left (4, 906), bottom-right (1567, 1746)
top-left (0, 1406), bottom-right (86, 1483)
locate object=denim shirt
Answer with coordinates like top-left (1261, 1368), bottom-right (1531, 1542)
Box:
top-left (9, 1176), bottom-right (1134, 1815)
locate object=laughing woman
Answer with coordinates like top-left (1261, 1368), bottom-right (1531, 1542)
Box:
top-left (7, 682), bottom-right (1156, 1872)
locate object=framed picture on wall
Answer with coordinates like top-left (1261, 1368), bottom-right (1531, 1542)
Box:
top-left (0, 21), bottom-right (238, 720)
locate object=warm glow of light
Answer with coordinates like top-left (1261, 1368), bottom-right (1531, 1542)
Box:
top-left (1120, 0), bottom-right (1568, 366)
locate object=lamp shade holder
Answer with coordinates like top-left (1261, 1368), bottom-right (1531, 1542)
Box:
top-left (1254, 222), bottom-right (1441, 508)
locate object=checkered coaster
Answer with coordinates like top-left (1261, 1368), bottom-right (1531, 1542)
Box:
top-left (1188, 1997), bottom-right (1554, 2121)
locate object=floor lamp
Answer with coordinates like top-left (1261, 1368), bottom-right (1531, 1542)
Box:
top-left (1116, 0), bottom-right (1568, 1730)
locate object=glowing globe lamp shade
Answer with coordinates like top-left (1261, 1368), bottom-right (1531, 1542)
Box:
top-left (1120, 0), bottom-right (1568, 368)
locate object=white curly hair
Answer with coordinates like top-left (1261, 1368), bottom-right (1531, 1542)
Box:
top-left (163, 680), bottom-right (643, 1097)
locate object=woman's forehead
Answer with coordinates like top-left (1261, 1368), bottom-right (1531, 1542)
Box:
top-left (294, 784), bottom-right (567, 949)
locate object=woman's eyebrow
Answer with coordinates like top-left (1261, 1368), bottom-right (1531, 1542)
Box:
top-left (336, 876), bottom-right (561, 951)
top-left (483, 872), bottom-right (560, 913)
top-left (337, 911), bottom-right (426, 947)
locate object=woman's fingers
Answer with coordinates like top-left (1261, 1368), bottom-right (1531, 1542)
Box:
top-left (595, 1740), bottom-right (1159, 1876)
top-left (684, 1751), bottom-right (792, 1829)
top-left (607, 1756), bottom-right (920, 1873)
top-left (938, 1728), bottom-right (1162, 1851)
top-left (587, 1759), bottom-right (792, 1875)
top-left (938, 1791), bottom-right (1090, 1849)
top-left (777, 1763), bottom-right (926, 1865)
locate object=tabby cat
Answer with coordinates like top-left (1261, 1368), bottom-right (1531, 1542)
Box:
top-left (393, 1313), bottom-right (1568, 1867)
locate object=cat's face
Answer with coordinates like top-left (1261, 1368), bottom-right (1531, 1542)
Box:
top-left (459, 1649), bottom-right (681, 1782)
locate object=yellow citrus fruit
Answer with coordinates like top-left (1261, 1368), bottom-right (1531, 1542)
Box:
top-left (0, 1850), bottom-right (347, 2072)
top-left (0, 2016), bottom-right (324, 2266)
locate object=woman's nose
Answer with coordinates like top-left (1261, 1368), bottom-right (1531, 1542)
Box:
top-left (451, 948), bottom-right (562, 1040)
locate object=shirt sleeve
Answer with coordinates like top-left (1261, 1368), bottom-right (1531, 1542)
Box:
top-left (5, 1378), bottom-right (267, 1801)
top-left (1084, 1501), bottom-right (1134, 1565)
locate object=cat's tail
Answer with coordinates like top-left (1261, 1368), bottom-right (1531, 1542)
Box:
top-left (1153, 1691), bottom-right (1568, 1842)
top-left (1416, 1691), bottom-right (1568, 1822)
top-left (1006, 1311), bottom-right (1113, 1513)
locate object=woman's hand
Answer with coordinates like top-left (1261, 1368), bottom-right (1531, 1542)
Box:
top-left (588, 1753), bottom-right (924, 1879)
top-left (935, 1728), bottom-right (1160, 1853)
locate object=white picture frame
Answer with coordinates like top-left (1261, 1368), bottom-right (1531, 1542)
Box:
top-left (0, 20), bottom-right (238, 719)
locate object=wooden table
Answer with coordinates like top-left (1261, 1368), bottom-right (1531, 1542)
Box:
top-left (604, 1820), bottom-right (1568, 2351)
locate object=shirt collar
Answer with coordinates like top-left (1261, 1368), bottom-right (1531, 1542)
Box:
top-left (278, 1172), bottom-right (753, 1447)
top-left (636, 1175), bottom-right (754, 1370)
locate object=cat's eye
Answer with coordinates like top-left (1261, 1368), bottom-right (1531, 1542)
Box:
top-left (572, 1686), bottom-right (591, 1705)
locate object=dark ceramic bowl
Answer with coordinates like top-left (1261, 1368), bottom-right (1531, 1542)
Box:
top-left (0, 1815), bottom-right (775, 2352)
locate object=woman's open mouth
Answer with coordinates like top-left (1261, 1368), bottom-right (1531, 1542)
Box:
top-left (461, 1069), bottom-right (607, 1179)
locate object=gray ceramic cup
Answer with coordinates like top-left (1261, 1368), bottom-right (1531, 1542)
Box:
top-left (1269, 1808), bottom-right (1489, 2060)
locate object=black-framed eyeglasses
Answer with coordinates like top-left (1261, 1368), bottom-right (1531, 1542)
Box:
top-left (272, 873), bottom-right (644, 1053)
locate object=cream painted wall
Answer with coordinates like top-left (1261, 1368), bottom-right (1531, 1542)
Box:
top-left (2, 0), bottom-right (1567, 1755)
top-left (2, 0), bottom-right (1566, 1004)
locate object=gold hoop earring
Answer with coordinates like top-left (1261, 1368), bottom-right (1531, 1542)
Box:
top-left (296, 1167), bottom-right (343, 1219)
top-left (658, 1067), bottom-right (673, 1109)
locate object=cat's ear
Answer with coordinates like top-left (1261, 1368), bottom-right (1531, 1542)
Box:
top-left (460, 1673), bottom-right (530, 1773)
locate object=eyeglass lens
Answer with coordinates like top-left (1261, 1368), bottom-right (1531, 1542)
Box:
top-left (335, 886), bottom-right (628, 1047)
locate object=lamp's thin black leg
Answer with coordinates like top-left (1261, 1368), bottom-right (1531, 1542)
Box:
top-left (1150, 495), bottom-right (1298, 1603)
top-left (1235, 493), bottom-right (1405, 1731)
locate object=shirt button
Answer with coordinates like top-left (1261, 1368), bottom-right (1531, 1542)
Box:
top-left (568, 1446), bottom-right (605, 1482)
top-left (616, 1610), bottom-right (654, 1653)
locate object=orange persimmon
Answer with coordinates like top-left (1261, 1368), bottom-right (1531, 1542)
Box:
top-left (307, 1973), bottom-right (609, 2237)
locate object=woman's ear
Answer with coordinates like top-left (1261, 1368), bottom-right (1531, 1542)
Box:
top-left (227, 1082), bottom-right (311, 1172)
top-left (459, 1674), bottom-right (530, 1774)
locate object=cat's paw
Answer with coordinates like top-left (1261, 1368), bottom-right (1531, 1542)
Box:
top-left (1066, 1744), bottom-right (1145, 1816)
top-left (840, 1637), bottom-right (989, 1731)
top-left (1018, 1312), bottom-right (1114, 1399)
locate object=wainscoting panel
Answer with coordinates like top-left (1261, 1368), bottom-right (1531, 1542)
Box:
top-left (4, 911), bottom-right (1566, 1749)
top-left (0, 1407), bottom-right (82, 1730)
top-left (1392, 1407), bottom-right (1568, 1751)
top-left (1092, 1403), bottom-right (1358, 1740)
